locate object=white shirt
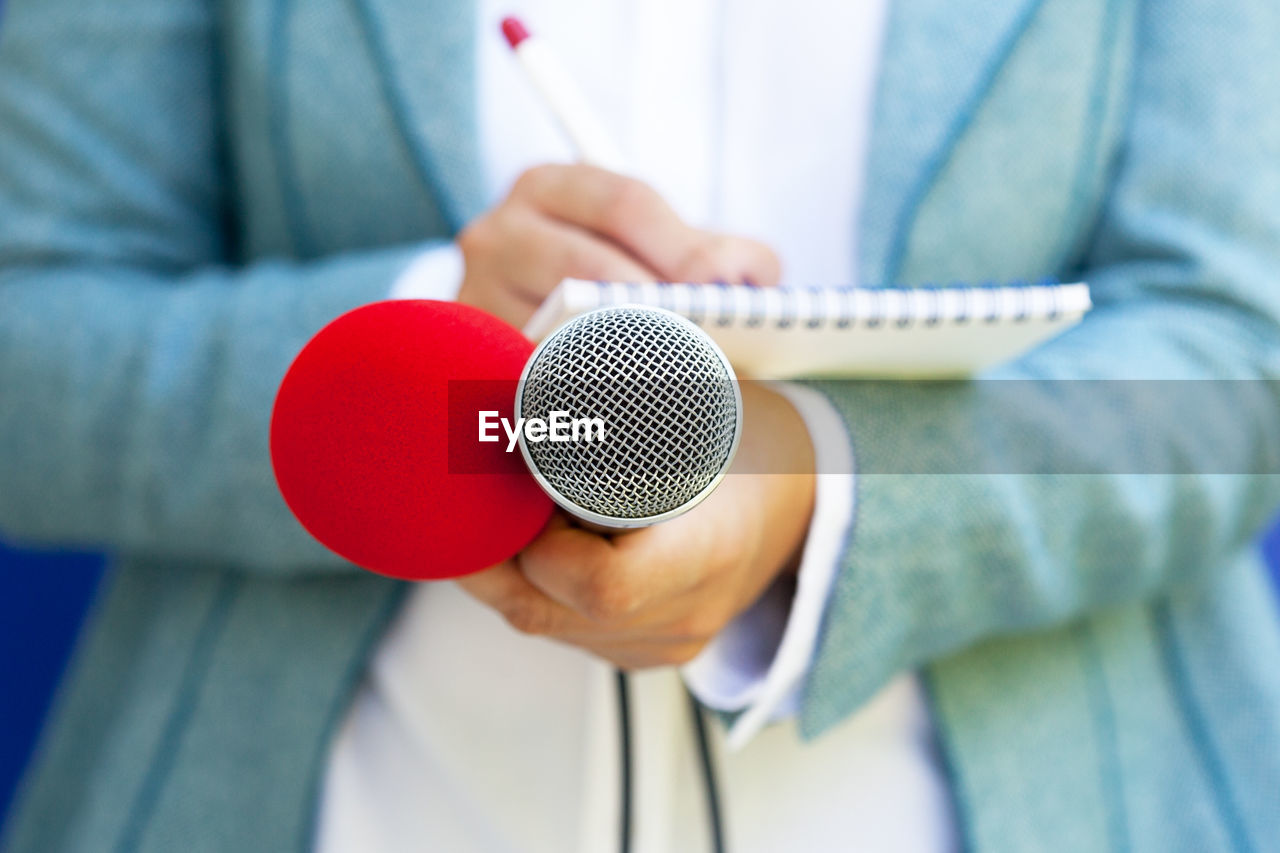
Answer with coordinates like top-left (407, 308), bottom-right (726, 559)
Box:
top-left (317, 2), bottom-right (958, 851)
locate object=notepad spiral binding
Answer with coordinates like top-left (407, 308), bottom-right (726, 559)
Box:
top-left (593, 279), bottom-right (1068, 331)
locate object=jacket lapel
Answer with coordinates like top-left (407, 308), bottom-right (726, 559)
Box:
top-left (859, 0), bottom-right (1049, 286)
top-left (347, 0), bottom-right (486, 229)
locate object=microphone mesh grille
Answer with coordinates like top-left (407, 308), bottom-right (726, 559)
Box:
top-left (519, 307), bottom-right (739, 521)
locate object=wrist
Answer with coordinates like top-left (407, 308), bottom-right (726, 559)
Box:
top-left (735, 381), bottom-right (816, 579)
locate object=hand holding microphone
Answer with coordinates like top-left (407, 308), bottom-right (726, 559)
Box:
top-left (459, 379), bottom-right (816, 670)
top-left (268, 293), bottom-right (816, 667)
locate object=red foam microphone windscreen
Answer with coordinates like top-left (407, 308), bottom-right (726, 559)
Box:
top-left (270, 300), bottom-right (554, 580)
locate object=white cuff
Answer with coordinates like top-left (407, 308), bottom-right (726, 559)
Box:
top-left (681, 382), bottom-right (855, 751)
top-left (387, 244), bottom-right (465, 301)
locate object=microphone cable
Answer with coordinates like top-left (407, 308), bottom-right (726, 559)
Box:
top-left (614, 669), bottom-right (727, 853)
top-left (615, 670), bottom-right (633, 853)
top-left (687, 688), bottom-right (727, 853)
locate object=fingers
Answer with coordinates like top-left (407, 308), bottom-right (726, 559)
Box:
top-left (456, 205), bottom-right (659, 326)
top-left (510, 164), bottom-right (693, 276)
top-left (515, 517), bottom-right (634, 620)
top-left (455, 557), bottom-right (708, 663)
top-left (510, 164), bottom-right (782, 285)
top-left (517, 516), bottom-right (707, 625)
top-left (455, 561), bottom-right (584, 638)
top-left (499, 208), bottom-right (658, 299)
top-left (455, 514), bottom-right (745, 670)
top-left (673, 232), bottom-right (783, 287)
top-left (458, 163), bottom-right (783, 327)
top-left (577, 639), bottom-right (710, 671)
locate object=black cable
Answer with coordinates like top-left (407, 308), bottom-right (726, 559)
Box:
top-left (614, 672), bottom-right (729, 853)
top-left (614, 669), bottom-right (633, 853)
top-left (687, 689), bottom-right (727, 853)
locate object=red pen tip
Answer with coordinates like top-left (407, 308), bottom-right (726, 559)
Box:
top-left (501, 16), bottom-right (530, 49)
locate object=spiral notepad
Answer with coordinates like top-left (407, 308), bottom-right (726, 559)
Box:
top-left (524, 279), bottom-right (1092, 379)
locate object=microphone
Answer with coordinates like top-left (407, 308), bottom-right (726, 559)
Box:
top-left (516, 305), bottom-right (741, 529)
top-left (270, 300), bottom-right (554, 581)
top-left (270, 300), bottom-right (741, 581)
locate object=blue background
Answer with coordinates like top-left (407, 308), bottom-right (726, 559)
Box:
top-left (2, 526), bottom-right (1280, 833)
top-left (1, 546), bottom-right (104, 830)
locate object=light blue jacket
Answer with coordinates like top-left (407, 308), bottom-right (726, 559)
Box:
top-left (3, 0), bottom-right (1280, 850)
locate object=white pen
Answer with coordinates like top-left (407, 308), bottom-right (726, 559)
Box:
top-left (501, 16), bottom-right (628, 173)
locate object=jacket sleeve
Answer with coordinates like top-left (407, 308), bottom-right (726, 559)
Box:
top-left (0, 0), bottom-right (439, 573)
top-left (799, 0), bottom-right (1280, 736)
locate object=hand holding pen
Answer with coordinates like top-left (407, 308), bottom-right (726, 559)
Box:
top-left (454, 18), bottom-right (780, 328)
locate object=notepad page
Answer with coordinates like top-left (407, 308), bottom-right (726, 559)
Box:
top-left (523, 279), bottom-right (1091, 379)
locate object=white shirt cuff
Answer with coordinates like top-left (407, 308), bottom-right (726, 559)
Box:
top-left (387, 244), bottom-right (465, 301)
top-left (681, 382), bottom-right (855, 751)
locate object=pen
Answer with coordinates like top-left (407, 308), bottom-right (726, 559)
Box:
top-left (501, 16), bottom-right (628, 172)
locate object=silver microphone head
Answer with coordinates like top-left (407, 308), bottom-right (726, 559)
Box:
top-left (516, 305), bottom-right (742, 529)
